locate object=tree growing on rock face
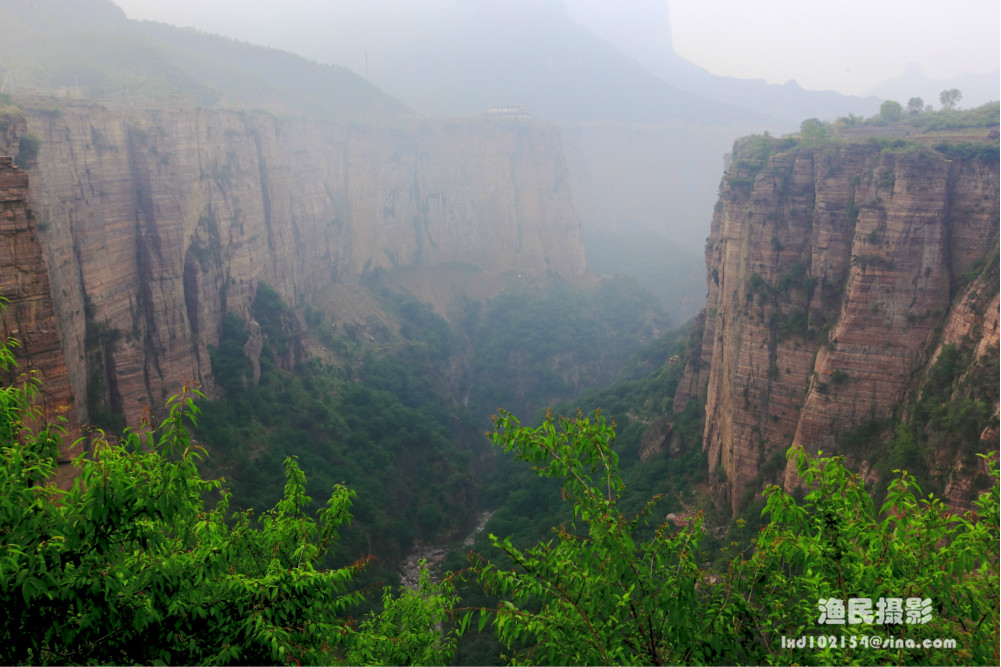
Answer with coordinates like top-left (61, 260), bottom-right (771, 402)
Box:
top-left (13, 134), bottom-right (39, 169)
top-left (940, 88), bottom-right (963, 110)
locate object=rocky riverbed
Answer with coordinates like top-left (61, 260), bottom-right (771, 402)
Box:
top-left (399, 510), bottom-right (494, 590)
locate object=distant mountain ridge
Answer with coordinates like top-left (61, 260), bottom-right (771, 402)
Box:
top-left (0, 0), bottom-right (408, 122)
top-left (646, 54), bottom-right (882, 128)
top-left (324, 1), bottom-right (760, 126)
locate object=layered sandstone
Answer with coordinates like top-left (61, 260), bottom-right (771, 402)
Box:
top-left (0, 155), bottom-right (79, 481)
top-left (675, 131), bottom-right (999, 510)
top-left (4, 100), bottom-right (586, 426)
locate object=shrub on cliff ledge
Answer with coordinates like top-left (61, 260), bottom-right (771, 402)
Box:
top-left (13, 133), bottom-right (40, 169)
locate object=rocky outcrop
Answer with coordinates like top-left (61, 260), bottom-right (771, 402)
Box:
top-left (3, 100), bottom-right (586, 427)
top-left (0, 155), bottom-right (79, 481)
top-left (675, 129), bottom-right (999, 511)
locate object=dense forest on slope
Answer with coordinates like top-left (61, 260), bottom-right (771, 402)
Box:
top-left (182, 273), bottom-right (670, 577)
top-left (462, 275), bottom-right (670, 422)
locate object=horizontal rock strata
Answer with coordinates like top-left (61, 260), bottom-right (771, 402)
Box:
top-left (675, 133), bottom-right (999, 510)
top-left (6, 101), bottom-right (586, 426)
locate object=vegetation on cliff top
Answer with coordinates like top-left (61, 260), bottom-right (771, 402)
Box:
top-left (726, 102), bottom-right (999, 188)
top-left (836, 98), bottom-right (1000, 132)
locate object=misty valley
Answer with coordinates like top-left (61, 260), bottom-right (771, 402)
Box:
top-left (1, 1), bottom-right (999, 665)
top-left (192, 272), bottom-right (673, 566)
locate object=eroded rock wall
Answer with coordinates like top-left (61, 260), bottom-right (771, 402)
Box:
top-left (676, 134), bottom-right (999, 511)
top-left (7, 102), bottom-right (586, 426)
top-left (0, 155), bottom-right (79, 481)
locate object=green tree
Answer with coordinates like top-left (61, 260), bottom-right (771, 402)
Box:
top-left (473, 410), bottom-right (740, 665)
top-left (739, 447), bottom-right (999, 665)
top-left (0, 326), bottom-right (462, 664)
top-left (800, 118), bottom-right (830, 146)
top-left (879, 99), bottom-right (903, 122)
top-left (474, 410), bottom-right (999, 665)
top-left (346, 561), bottom-right (464, 666)
top-left (940, 88), bottom-right (963, 110)
top-left (13, 133), bottom-right (40, 170)
top-left (907, 97), bottom-right (924, 114)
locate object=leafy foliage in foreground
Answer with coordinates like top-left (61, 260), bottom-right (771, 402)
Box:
top-left (471, 410), bottom-right (999, 665)
top-left (476, 411), bottom-right (718, 665)
top-left (2, 313), bottom-right (997, 664)
top-left (0, 352), bottom-right (462, 664)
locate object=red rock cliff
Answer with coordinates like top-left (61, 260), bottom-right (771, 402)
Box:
top-left (675, 129), bottom-right (999, 511)
top-left (0, 155), bottom-right (79, 481)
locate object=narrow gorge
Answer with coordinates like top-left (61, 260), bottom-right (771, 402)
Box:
top-left (2, 95), bottom-right (998, 525)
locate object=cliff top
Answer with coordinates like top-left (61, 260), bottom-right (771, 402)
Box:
top-left (724, 103), bottom-right (1000, 174)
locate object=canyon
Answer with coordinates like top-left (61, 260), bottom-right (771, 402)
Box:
top-left (1, 93), bottom-right (998, 520)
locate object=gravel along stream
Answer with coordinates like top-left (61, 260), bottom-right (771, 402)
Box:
top-left (399, 510), bottom-right (494, 590)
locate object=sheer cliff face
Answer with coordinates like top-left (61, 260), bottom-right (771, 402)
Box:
top-left (677, 135), bottom-right (999, 510)
top-left (0, 156), bottom-right (79, 482)
top-left (10, 102), bottom-right (586, 426)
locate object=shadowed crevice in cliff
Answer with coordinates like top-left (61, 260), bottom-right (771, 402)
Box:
top-left (250, 128), bottom-right (278, 276)
top-left (128, 126), bottom-right (174, 405)
top-left (182, 252), bottom-right (201, 340)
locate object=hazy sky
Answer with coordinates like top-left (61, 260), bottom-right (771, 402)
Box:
top-left (111, 0), bottom-right (999, 97)
top-left (663, 0), bottom-right (999, 94)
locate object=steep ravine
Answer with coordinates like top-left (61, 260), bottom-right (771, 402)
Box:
top-left (2, 100), bottom-right (587, 427)
top-left (671, 129), bottom-right (999, 512)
